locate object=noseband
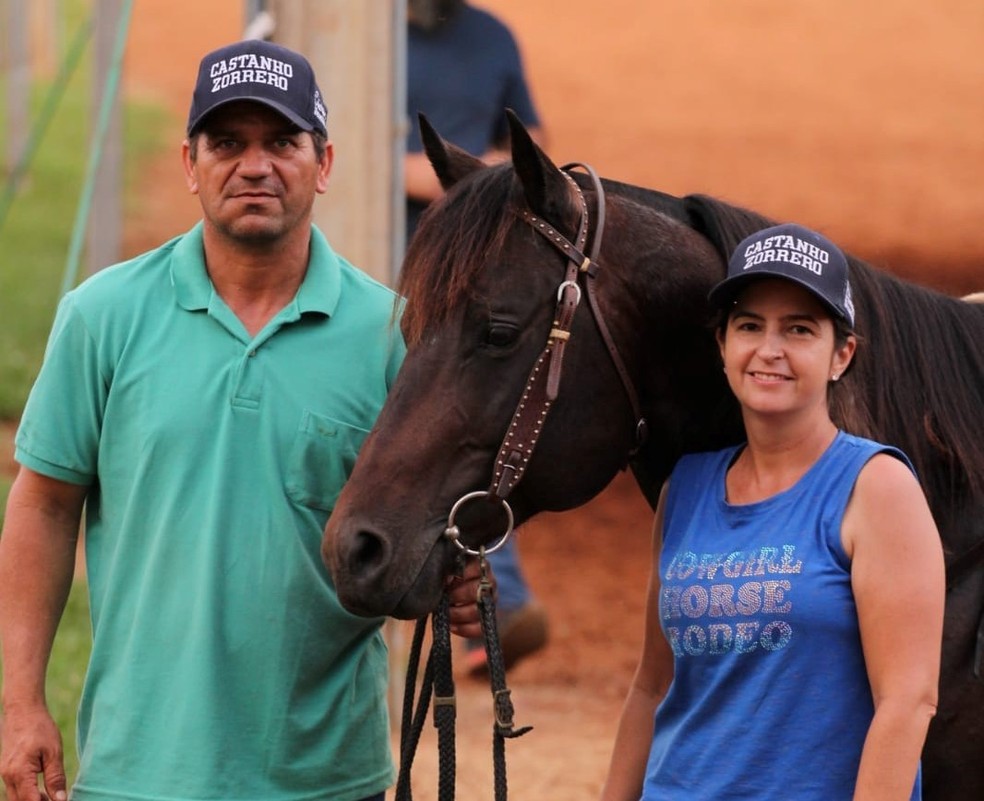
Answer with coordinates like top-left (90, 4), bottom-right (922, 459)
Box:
top-left (444, 163), bottom-right (649, 555)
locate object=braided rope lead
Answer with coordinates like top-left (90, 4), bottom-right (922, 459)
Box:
top-left (396, 554), bottom-right (532, 801)
top-left (477, 553), bottom-right (533, 801)
top-left (395, 616), bottom-right (433, 801)
top-left (431, 593), bottom-right (457, 801)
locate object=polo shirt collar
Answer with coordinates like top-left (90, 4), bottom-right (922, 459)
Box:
top-left (296, 225), bottom-right (339, 317)
top-left (171, 222), bottom-right (341, 318)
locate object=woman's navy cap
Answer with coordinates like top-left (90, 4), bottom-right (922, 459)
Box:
top-left (708, 223), bottom-right (855, 328)
top-left (187, 40), bottom-right (328, 137)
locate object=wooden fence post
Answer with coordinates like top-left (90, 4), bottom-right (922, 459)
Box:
top-left (268, 0), bottom-right (404, 286)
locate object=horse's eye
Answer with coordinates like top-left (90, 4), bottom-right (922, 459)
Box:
top-left (486, 324), bottom-right (518, 348)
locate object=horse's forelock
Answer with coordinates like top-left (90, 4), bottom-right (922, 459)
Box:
top-left (399, 166), bottom-right (517, 346)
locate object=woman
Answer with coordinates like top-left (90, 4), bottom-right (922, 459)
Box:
top-left (601, 223), bottom-right (945, 800)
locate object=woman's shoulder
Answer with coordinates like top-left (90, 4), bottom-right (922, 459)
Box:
top-left (834, 430), bottom-right (915, 473)
top-left (854, 449), bottom-right (923, 495)
top-left (842, 447), bottom-right (938, 560)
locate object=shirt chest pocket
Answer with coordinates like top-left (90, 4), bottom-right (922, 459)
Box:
top-left (285, 410), bottom-right (370, 512)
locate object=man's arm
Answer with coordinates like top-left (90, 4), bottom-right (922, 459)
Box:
top-left (404, 126), bottom-right (548, 205)
top-left (0, 467), bottom-right (88, 801)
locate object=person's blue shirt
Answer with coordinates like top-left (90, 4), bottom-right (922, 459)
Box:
top-left (406, 3), bottom-right (541, 237)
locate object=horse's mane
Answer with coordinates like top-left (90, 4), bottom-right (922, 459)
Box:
top-left (685, 193), bottom-right (984, 516)
top-left (399, 164), bottom-right (517, 346)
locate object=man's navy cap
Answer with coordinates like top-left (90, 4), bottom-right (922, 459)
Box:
top-left (708, 223), bottom-right (855, 328)
top-left (187, 40), bottom-right (328, 137)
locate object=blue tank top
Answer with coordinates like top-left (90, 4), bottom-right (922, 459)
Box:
top-left (643, 431), bottom-right (920, 800)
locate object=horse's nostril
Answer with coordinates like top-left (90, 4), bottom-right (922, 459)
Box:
top-left (349, 529), bottom-right (386, 575)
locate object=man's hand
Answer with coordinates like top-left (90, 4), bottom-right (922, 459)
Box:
top-left (445, 557), bottom-right (497, 639)
top-left (0, 704), bottom-right (68, 801)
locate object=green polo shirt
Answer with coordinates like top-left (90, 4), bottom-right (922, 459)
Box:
top-left (16, 223), bottom-right (405, 801)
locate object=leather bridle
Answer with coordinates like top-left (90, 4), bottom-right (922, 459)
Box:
top-left (444, 162), bottom-right (649, 556)
top-left (398, 163), bottom-right (652, 801)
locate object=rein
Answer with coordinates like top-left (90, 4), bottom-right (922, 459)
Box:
top-left (396, 163), bottom-right (649, 800)
top-left (394, 554), bottom-right (531, 801)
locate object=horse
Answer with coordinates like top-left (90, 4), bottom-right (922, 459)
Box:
top-left (322, 112), bottom-right (984, 799)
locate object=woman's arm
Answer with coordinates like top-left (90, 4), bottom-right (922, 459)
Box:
top-left (600, 483), bottom-right (675, 801)
top-left (842, 453), bottom-right (945, 801)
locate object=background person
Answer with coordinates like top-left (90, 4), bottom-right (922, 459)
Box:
top-left (601, 224), bottom-right (945, 800)
top-left (405, 0), bottom-right (548, 240)
top-left (0, 39), bottom-right (486, 801)
top-left (405, 0), bottom-right (549, 676)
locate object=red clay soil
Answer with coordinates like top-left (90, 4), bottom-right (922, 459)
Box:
top-left (6, 1), bottom-right (980, 799)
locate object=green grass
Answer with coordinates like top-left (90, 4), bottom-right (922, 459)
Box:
top-left (0, 33), bottom-right (172, 419)
top-left (0, 474), bottom-right (10, 528)
top-left (0, 17), bottom-right (171, 513)
top-left (0, 73), bottom-right (88, 418)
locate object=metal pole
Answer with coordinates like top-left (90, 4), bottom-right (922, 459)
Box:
top-left (390, 0), bottom-right (406, 286)
top-left (29, 0), bottom-right (60, 76)
top-left (86, 0), bottom-right (123, 275)
top-left (269, 0), bottom-right (400, 286)
top-left (4, 0), bottom-right (30, 176)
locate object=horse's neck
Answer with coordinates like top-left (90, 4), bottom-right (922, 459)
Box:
top-left (629, 379), bottom-right (744, 510)
top-left (599, 195), bottom-right (743, 506)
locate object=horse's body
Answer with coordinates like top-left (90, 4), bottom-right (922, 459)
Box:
top-left (323, 115), bottom-right (984, 799)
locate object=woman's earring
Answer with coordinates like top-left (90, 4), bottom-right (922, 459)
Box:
top-left (831, 373), bottom-right (840, 381)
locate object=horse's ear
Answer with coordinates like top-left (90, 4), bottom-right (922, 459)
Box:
top-left (419, 113), bottom-right (484, 191)
top-left (506, 109), bottom-right (572, 222)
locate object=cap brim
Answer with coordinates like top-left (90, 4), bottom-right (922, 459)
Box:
top-left (708, 272), bottom-right (848, 324)
top-left (188, 96), bottom-right (318, 136)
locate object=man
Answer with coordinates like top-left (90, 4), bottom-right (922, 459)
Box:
top-left (405, 0), bottom-right (550, 675)
top-left (0, 40), bottom-right (484, 801)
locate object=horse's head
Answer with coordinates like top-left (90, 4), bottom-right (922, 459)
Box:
top-left (322, 113), bottom-right (730, 618)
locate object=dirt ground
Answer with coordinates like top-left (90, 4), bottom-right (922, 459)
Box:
top-left (6, 1), bottom-right (981, 799)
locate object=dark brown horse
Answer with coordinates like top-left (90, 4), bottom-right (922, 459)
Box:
top-left (323, 113), bottom-right (984, 799)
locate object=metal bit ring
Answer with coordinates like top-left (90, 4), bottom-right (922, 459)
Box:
top-left (443, 490), bottom-right (514, 556)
